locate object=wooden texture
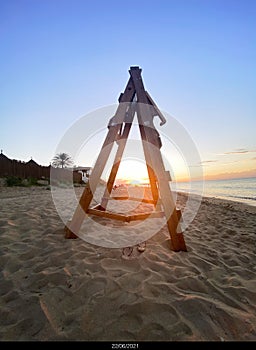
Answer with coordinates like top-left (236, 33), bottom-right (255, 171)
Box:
top-left (129, 67), bottom-right (187, 252)
top-left (65, 66), bottom-right (187, 252)
top-left (100, 103), bottom-right (136, 209)
top-left (87, 208), bottom-right (127, 222)
top-left (87, 208), bottom-right (164, 222)
top-left (109, 196), bottom-right (157, 204)
top-left (65, 77), bottom-right (136, 238)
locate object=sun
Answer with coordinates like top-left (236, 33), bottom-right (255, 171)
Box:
top-left (108, 159), bottom-right (149, 185)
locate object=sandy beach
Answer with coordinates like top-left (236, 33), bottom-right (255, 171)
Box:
top-left (0, 185), bottom-right (256, 341)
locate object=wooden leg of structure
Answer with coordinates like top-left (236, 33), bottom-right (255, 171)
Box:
top-left (130, 67), bottom-right (187, 252)
top-left (146, 165), bottom-right (160, 210)
top-left (101, 110), bottom-right (135, 210)
top-left (65, 78), bottom-right (136, 238)
top-left (65, 126), bottom-right (119, 238)
top-left (143, 127), bottom-right (187, 252)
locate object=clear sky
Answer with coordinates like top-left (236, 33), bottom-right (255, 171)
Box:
top-left (1, 0), bottom-right (255, 181)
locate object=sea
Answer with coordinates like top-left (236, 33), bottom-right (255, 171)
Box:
top-left (171, 177), bottom-right (256, 207)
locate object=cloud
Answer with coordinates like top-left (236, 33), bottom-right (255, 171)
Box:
top-left (224, 148), bottom-right (256, 155)
top-left (200, 160), bottom-right (218, 165)
top-left (221, 160), bottom-right (240, 164)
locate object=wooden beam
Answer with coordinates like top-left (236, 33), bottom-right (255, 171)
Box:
top-left (87, 208), bottom-right (127, 222)
top-left (87, 208), bottom-right (165, 222)
top-left (100, 103), bottom-right (136, 209)
top-left (145, 91), bottom-right (166, 126)
top-left (109, 196), bottom-right (157, 204)
top-left (65, 76), bottom-right (136, 238)
top-left (64, 126), bottom-right (119, 238)
top-left (129, 67), bottom-right (187, 252)
top-left (127, 211), bottom-right (164, 222)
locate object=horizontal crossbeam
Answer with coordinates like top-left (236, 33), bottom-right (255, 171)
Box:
top-left (86, 204), bottom-right (181, 223)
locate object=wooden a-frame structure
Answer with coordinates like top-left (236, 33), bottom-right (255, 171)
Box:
top-left (65, 66), bottom-right (187, 252)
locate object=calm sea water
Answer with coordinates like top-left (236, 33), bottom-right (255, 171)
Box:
top-left (171, 177), bottom-right (256, 207)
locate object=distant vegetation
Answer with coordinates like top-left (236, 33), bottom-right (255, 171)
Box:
top-left (0, 151), bottom-right (82, 186)
top-left (52, 153), bottom-right (73, 168)
top-left (5, 176), bottom-right (42, 187)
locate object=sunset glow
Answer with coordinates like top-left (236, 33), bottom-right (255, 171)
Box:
top-left (107, 159), bottom-right (149, 185)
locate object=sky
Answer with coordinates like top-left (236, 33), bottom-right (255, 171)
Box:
top-left (0, 0), bottom-right (256, 181)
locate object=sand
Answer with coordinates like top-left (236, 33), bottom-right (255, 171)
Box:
top-left (0, 185), bottom-right (256, 341)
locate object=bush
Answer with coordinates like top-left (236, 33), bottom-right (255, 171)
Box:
top-left (5, 176), bottom-right (41, 187)
top-left (6, 176), bottom-right (23, 186)
top-left (27, 177), bottom-right (38, 186)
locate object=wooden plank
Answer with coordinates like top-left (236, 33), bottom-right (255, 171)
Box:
top-left (87, 208), bottom-right (127, 222)
top-left (65, 186), bottom-right (93, 238)
top-left (145, 91), bottom-right (166, 126)
top-left (109, 196), bottom-right (129, 200)
top-left (90, 204), bottom-right (104, 211)
top-left (64, 220), bottom-right (78, 239)
top-left (146, 129), bottom-right (187, 251)
top-left (128, 68), bottom-right (161, 211)
top-left (146, 165), bottom-right (161, 210)
top-left (127, 211), bottom-right (164, 222)
top-left (145, 128), bottom-right (186, 251)
top-left (129, 67), bottom-right (187, 252)
top-left (176, 209), bottom-right (182, 221)
top-left (100, 104), bottom-right (135, 209)
top-left (65, 126), bottom-right (118, 238)
top-left (65, 76), bottom-right (136, 238)
top-left (87, 208), bottom-right (165, 222)
top-left (109, 196), bottom-right (156, 204)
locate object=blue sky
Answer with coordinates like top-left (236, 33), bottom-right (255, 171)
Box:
top-left (1, 0), bottom-right (255, 179)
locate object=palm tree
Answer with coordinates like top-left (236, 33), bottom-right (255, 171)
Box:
top-left (52, 153), bottom-right (73, 168)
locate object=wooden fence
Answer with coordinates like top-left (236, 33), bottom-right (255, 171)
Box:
top-left (0, 152), bottom-right (82, 183)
